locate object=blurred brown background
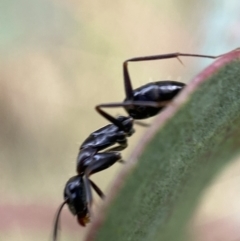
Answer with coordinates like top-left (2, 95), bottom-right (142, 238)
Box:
top-left (1, 0), bottom-right (240, 240)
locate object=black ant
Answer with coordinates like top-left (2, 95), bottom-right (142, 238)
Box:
top-left (53, 109), bottom-right (134, 241)
top-left (96, 52), bottom-right (220, 120)
top-left (53, 51), bottom-right (226, 241)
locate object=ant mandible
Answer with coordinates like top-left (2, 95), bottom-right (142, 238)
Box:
top-left (53, 109), bottom-right (135, 241)
top-left (96, 52), bottom-right (220, 120)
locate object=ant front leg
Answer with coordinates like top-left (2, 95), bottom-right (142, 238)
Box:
top-left (82, 177), bottom-right (105, 215)
top-left (85, 152), bottom-right (123, 177)
top-left (104, 141), bottom-right (127, 152)
top-left (83, 175), bottom-right (93, 210)
top-left (89, 179), bottom-right (105, 199)
top-left (83, 152), bottom-right (122, 206)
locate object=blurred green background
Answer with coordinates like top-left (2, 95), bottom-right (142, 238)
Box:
top-left (1, 0), bottom-right (240, 240)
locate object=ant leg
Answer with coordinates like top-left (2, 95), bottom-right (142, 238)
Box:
top-left (78, 144), bottom-right (127, 174)
top-left (125, 52), bottom-right (219, 63)
top-left (95, 105), bottom-right (126, 130)
top-left (85, 152), bottom-right (122, 177)
top-left (96, 104), bottom-right (150, 127)
top-left (104, 145), bottom-right (126, 152)
top-left (123, 52), bottom-right (219, 99)
top-left (103, 145), bottom-right (127, 164)
top-left (104, 140), bottom-right (127, 152)
top-left (89, 179), bottom-right (105, 199)
top-left (97, 100), bottom-right (169, 109)
top-left (134, 120), bottom-right (150, 127)
top-left (83, 175), bottom-right (93, 211)
top-left (82, 152), bottom-right (122, 208)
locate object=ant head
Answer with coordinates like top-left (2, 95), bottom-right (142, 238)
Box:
top-left (53, 175), bottom-right (90, 241)
top-left (116, 116), bottom-right (135, 136)
top-left (64, 175), bottom-right (89, 218)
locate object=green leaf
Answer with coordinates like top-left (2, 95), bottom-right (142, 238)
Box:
top-left (85, 50), bottom-right (240, 241)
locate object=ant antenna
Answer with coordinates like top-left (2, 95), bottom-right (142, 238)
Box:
top-left (53, 199), bottom-right (68, 241)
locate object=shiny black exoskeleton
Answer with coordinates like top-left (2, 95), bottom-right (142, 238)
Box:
top-left (53, 110), bottom-right (135, 241)
top-left (53, 175), bottom-right (96, 241)
top-left (53, 176), bottom-right (89, 238)
top-left (96, 52), bottom-right (219, 120)
top-left (75, 109), bottom-right (134, 207)
top-left (77, 110), bottom-right (134, 176)
top-left (123, 81), bottom-right (185, 119)
top-left (53, 50), bottom-right (223, 241)
top-left (64, 175), bottom-right (89, 226)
